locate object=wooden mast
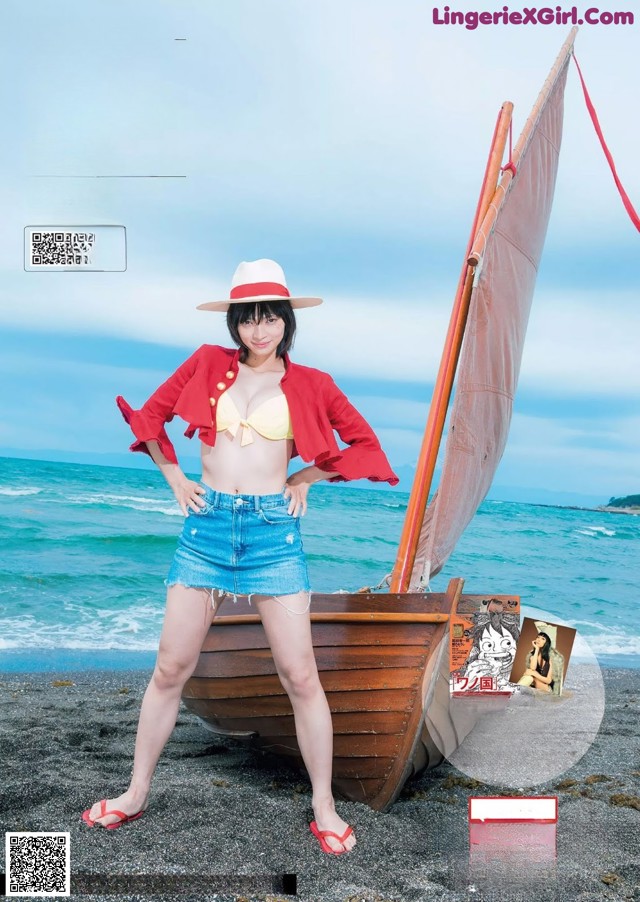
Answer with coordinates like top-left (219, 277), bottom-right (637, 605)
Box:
top-left (389, 102), bottom-right (514, 593)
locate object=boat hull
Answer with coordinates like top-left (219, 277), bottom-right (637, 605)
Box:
top-left (182, 580), bottom-right (462, 811)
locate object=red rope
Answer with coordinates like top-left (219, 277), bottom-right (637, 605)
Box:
top-left (573, 53), bottom-right (640, 233)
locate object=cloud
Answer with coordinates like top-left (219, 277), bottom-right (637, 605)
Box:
top-left (519, 288), bottom-right (640, 396)
top-left (496, 411), bottom-right (640, 495)
top-left (3, 2), bottom-right (637, 244)
top-left (2, 265), bottom-right (637, 399)
top-left (348, 397), bottom-right (431, 430)
top-left (0, 254), bottom-right (453, 381)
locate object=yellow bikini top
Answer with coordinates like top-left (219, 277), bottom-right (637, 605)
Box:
top-left (216, 390), bottom-right (294, 446)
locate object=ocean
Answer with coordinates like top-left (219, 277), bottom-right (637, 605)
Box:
top-left (1, 456), bottom-right (638, 672)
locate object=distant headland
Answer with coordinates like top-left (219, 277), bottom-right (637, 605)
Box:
top-left (598, 494), bottom-right (640, 515)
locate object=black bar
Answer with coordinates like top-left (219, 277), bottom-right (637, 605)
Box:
top-left (282, 873), bottom-right (297, 894)
top-left (67, 873), bottom-right (297, 895)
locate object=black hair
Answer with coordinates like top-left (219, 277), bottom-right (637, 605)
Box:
top-left (226, 300), bottom-right (296, 363)
top-left (537, 632), bottom-right (552, 663)
top-left (473, 617), bottom-right (520, 646)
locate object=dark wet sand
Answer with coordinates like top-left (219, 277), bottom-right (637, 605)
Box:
top-left (1, 666), bottom-right (638, 902)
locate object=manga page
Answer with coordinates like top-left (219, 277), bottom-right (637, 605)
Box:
top-left (450, 595), bottom-right (520, 695)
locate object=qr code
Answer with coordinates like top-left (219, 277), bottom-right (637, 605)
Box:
top-left (5, 832), bottom-right (70, 896)
top-left (30, 231), bottom-right (95, 266)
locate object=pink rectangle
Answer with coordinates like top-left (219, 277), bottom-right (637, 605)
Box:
top-left (469, 820), bottom-right (557, 850)
top-left (468, 796), bottom-right (558, 823)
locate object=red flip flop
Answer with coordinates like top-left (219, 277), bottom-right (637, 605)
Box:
top-left (82, 799), bottom-right (106, 827)
top-left (309, 820), bottom-right (354, 855)
top-left (82, 800), bottom-right (145, 830)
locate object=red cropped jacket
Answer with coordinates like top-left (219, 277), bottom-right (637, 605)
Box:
top-left (116, 344), bottom-right (398, 486)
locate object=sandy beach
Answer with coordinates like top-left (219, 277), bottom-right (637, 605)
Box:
top-left (1, 666), bottom-right (638, 902)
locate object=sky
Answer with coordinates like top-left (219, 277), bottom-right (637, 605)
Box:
top-left (0, 0), bottom-right (638, 504)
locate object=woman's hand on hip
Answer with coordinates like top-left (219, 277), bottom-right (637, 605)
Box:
top-left (170, 476), bottom-right (206, 516)
top-left (284, 466), bottom-right (326, 517)
top-left (146, 445), bottom-right (204, 516)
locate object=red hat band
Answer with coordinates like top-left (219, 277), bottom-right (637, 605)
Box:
top-left (229, 281), bottom-right (291, 300)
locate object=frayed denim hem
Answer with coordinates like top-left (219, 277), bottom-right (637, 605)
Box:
top-left (164, 579), bottom-right (311, 615)
top-left (164, 580), bottom-right (247, 609)
top-left (164, 581), bottom-right (312, 613)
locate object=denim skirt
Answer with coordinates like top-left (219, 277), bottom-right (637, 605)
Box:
top-left (165, 484), bottom-right (310, 598)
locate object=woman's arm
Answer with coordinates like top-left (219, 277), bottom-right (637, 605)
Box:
top-left (317, 377), bottom-right (398, 485)
top-left (532, 664), bottom-right (554, 685)
top-left (116, 345), bottom-right (206, 465)
top-left (146, 441), bottom-right (205, 516)
top-left (522, 651), bottom-right (534, 678)
top-left (284, 373), bottom-right (397, 514)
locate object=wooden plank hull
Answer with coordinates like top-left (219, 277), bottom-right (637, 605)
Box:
top-left (181, 580), bottom-right (462, 811)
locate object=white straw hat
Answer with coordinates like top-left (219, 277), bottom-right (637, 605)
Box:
top-left (535, 620), bottom-right (558, 646)
top-left (197, 259), bottom-right (323, 312)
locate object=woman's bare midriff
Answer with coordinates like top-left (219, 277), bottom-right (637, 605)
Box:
top-left (200, 360), bottom-right (294, 495)
top-left (201, 432), bottom-right (293, 495)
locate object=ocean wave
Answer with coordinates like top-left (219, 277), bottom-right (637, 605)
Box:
top-left (66, 492), bottom-right (182, 516)
top-left (0, 486), bottom-right (42, 496)
top-left (73, 533), bottom-right (174, 546)
top-left (0, 532), bottom-right (174, 552)
top-left (575, 526), bottom-right (616, 538)
top-left (8, 572), bottom-right (159, 588)
top-left (581, 636), bottom-right (640, 657)
top-left (94, 603), bottom-right (160, 621)
top-left (129, 505), bottom-right (182, 517)
top-left (78, 492), bottom-right (161, 504)
top-left (563, 619), bottom-right (640, 658)
top-left (0, 602), bottom-right (164, 651)
top-left (571, 619), bottom-right (624, 635)
top-left (351, 535), bottom-right (398, 547)
top-left (0, 635), bottom-right (159, 652)
top-left (306, 552), bottom-right (389, 568)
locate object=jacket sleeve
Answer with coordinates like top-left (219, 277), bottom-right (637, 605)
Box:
top-left (116, 346), bottom-right (205, 465)
top-left (317, 377), bottom-right (399, 486)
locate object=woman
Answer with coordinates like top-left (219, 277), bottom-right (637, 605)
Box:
top-left (517, 632), bottom-right (555, 692)
top-left (82, 259), bottom-right (398, 855)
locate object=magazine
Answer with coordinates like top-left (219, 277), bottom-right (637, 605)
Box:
top-left (450, 594), bottom-right (520, 696)
top-left (509, 617), bottom-right (577, 696)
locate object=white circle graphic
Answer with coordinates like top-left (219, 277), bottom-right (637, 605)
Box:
top-left (424, 606), bottom-right (605, 788)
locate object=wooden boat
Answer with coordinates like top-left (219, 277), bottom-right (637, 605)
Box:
top-left (182, 29), bottom-right (578, 811)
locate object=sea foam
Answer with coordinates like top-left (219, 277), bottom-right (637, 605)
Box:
top-left (0, 486), bottom-right (42, 496)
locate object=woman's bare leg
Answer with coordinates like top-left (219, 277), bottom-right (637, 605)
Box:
top-left (85, 584), bottom-right (218, 827)
top-left (253, 592), bottom-right (356, 853)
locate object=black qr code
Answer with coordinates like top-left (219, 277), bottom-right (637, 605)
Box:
top-left (6, 832), bottom-right (70, 896)
top-left (30, 231), bottom-right (95, 266)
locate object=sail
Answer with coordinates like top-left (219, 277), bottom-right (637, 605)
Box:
top-left (409, 44), bottom-right (573, 587)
